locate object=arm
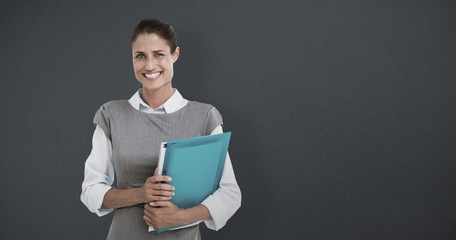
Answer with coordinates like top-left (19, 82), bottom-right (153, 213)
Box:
top-left (80, 126), bottom-right (115, 216)
top-left (201, 125), bottom-right (242, 230)
top-left (102, 174), bottom-right (174, 209)
top-left (81, 126), bottom-right (174, 214)
top-left (143, 200), bottom-right (211, 229)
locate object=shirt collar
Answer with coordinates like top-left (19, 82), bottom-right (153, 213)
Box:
top-left (128, 89), bottom-right (186, 114)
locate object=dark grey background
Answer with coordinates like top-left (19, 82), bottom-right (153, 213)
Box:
top-left (1, 1), bottom-right (455, 239)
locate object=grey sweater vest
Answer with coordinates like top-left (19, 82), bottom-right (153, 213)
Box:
top-left (94, 100), bottom-right (222, 240)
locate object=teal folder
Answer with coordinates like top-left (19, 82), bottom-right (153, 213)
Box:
top-left (152, 132), bottom-right (231, 233)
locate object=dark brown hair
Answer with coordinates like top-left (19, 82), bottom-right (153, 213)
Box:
top-left (131, 18), bottom-right (178, 53)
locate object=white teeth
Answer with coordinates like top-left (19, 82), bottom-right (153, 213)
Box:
top-left (144, 72), bottom-right (161, 79)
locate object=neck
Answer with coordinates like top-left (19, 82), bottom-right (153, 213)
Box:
top-left (141, 86), bottom-right (174, 109)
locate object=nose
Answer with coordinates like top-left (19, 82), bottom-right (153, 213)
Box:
top-left (145, 58), bottom-right (157, 70)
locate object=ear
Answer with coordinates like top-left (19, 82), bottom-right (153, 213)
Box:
top-left (172, 46), bottom-right (180, 63)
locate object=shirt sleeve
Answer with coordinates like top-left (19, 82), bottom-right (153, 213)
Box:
top-left (80, 125), bottom-right (115, 216)
top-left (201, 125), bottom-right (242, 231)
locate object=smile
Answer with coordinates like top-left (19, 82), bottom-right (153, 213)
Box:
top-left (143, 72), bottom-right (162, 79)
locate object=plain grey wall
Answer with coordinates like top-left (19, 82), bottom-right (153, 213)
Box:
top-left (1, 1), bottom-right (455, 239)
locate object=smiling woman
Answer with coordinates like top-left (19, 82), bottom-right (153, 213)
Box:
top-left (132, 33), bottom-right (180, 109)
top-left (80, 18), bottom-right (242, 240)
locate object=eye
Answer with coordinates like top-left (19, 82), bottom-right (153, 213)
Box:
top-left (135, 53), bottom-right (146, 59)
top-left (154, 52), bottom-right (165, 58)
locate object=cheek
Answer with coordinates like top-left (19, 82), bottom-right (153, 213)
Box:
top-left (133, 62), bottom-right (143, 72)
top-left (165, 61), bottom-right (174, 73)
top-left (133, 65), bottom-right (143, 79)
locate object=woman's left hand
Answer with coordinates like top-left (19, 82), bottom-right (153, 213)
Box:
top-left (143, 201), bottom-right (187, 229)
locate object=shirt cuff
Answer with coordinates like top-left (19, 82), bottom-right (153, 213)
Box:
top-left (201, 186), bottom-right (242, 231)
top-left (201, 194), bottom-right (226, 231)
top-left (82, 184), bottom-right (114, 217)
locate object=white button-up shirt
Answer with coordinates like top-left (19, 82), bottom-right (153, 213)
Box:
top-left (81, 89), bottom-right (241, 231)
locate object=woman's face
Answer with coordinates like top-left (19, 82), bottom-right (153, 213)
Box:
top-left (132, 33), bottom-right (179, 93)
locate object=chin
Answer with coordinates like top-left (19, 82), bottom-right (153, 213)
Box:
top-left (142, 82), bottom-right (172, 92)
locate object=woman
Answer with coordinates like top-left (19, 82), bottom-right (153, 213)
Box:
top-left (81, 18), bottom-right (241, 240)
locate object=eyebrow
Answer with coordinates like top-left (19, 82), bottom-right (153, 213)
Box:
top-left (134, 50), bottom-right (165, 54)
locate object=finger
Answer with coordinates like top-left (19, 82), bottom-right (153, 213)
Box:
top-left (143, 214), bottom-right (154, 227)
top-left (158, 175), bottom-right (173, 183)
top-left (152, 184), bottom-right (175, 192)
top-left (150, 200), bottom-right (172, 208)
top-left (143, 209), bottom-right (152, 219)
top-left (154, 194), bottom-right (173, 201)
top-left (146, 187), bottom-right (174, 196)
top-left (144, 192), bottom-right (172, 203)
top-left (144, 204), bottom-right (153, 213)
top-left (149, 175), bottom-right (173, 184)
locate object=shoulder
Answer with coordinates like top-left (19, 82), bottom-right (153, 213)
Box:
top-left (187, 101), bottom-right (223, 134)
top-left (188, 101), bottom-right (218, 113)
top-left (99, 100), bottom-right (129, 111)
top-left (185, 101), bottom-right (223, 122)
top-left (94, 100), bottom-right (130, 121)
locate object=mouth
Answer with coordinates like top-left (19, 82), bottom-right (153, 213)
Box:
top-left (143, 71), bottom-right (162, 80)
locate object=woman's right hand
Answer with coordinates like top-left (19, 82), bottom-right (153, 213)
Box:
top-left (101, 170), bottom-right (174, 209)
top-left (139, 174), bottom-right (175, 203)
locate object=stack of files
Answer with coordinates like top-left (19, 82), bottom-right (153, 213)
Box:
top-left (148, 132), bottom-right (231, 233)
